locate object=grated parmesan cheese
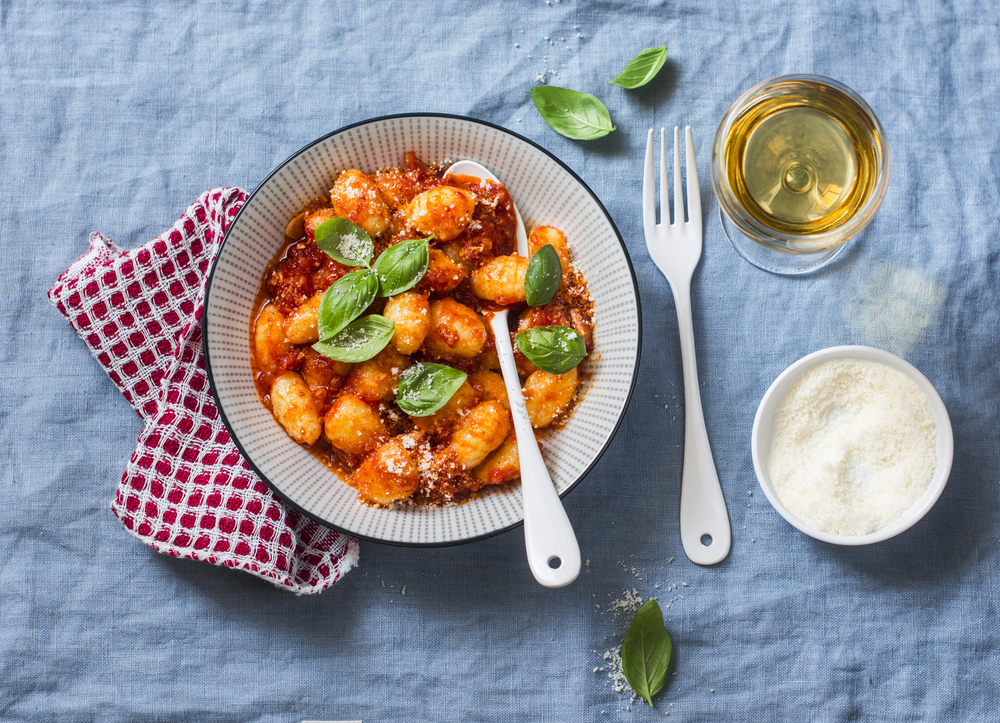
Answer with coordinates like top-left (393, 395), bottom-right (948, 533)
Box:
top-left (334, 229), bottom-right (369, 261)
top-left (607, 587), bottom-right (644, 619)
top-left (768, 358), bottom-right (937, 535)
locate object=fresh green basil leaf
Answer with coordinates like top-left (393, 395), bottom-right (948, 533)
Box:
top-left (515, 325), bottom-right (587, 375)
top-left (529, 86), bottom-right (616, 140)
top-left (621, 599), bottom-right (673, 707)
top-left (395, 362), bottom-right (468, 417)
top-left (609, 43), bottom-right (668, 89)
top-left (317, 269), bottom-right (378, 342)
top-left (312, 314), bottom-right (394, 363)
top-left (524, 243), bottom-right (562, 307)
top-left (314, 217), bottom-right (374, 267)
top-left (396, 362), bottom-right (469, 417)
top-left (373, 237), bottom-right (431, 297)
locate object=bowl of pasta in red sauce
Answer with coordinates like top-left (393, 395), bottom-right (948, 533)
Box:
top-left (203, 114), bottom-right (641, 545)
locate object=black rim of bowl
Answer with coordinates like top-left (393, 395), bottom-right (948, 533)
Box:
top-left (202, 112), bottom-right (643, 547)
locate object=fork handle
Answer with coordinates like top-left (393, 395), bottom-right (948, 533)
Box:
top-left (670, 279), bottom-right (732, 565)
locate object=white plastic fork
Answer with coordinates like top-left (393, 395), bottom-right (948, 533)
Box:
top-left (643, 127), bottom-right (731, 566)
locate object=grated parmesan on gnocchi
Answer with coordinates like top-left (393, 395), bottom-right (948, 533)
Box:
top-left (250, 152), bottom-right (594, 508)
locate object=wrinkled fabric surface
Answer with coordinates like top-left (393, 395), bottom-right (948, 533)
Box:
top-left (2, 1), bottom-right (998, 721)
top-left (46, 189), bottom-right (358, 594)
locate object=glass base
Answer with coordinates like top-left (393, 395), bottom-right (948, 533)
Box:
top-left (719, 208), bottom-right (849, 275)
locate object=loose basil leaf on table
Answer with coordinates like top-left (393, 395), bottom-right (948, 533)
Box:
top-left (317, 269), bottom-right (378, 341)
top-left (609, 42), bottom-right (668, 89)
top-left (529, 86), bottom-right (616, 140)
top-left (524, 243), bottom-right (562, 307)
top-left (515, 325), bottom-right (587, 375)
top-left (315, 217), bottom-right (374, 267)
top-left (395, 362), bottom-right (468, 417)
top-left (621, 599), bottom-right (673, 707)
top-left (312, 314), bottom-right (395, 363)
top-left (373, 237), bottom-right (431, 297)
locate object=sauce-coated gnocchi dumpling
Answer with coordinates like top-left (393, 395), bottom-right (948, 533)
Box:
top-left (331, 169), bottom-right (391, 238)
top-left (423, 298), bottom-right (487, 360)
top-left (270, 372), bottom-right (322, 446)
top-left (383, 292), bottom-right (430, 354)
top-left (470, 255), bottom-right (528, 305)
top-left (251, 152), bottom-right (594, 508)
top-left (401, 186), bottom-right (476, 241)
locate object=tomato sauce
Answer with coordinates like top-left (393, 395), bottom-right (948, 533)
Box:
top-left (249, 153), bottom-right (593, 507)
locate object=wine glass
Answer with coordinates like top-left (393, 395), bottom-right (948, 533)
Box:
top-left (711, 75), bottom-right (890, 275)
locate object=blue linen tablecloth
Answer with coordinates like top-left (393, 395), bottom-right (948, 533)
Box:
top-left (3, 1), bottom-right (998, 720)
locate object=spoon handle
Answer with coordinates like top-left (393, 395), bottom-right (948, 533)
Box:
top-left (445, 160), bottom-right (579, 586)
top-left (491, 311), bottom-right (581, 587)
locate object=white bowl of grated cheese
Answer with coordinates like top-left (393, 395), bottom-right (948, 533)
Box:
top-left (752, 346), bottom-right (953, 545)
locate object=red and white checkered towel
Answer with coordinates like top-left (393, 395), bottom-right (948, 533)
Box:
top-left (48, 188), bottom-right (358, 594)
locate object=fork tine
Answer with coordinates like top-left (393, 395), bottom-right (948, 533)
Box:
top-left (643, 129), bottom-right (656, 238)
top-left (659, 128), bottom-right (670, 226)
top-left (685, 126), bottom-right (701, 229)
top-left (672, 127), bottom-right (684, 225)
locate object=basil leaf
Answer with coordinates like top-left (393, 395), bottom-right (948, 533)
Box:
top-left (515, 325), bottom-right (586, 375)
top-left (373, 237), bottom-right (431, 297)
top-left (524, 243), bottom-right (562, 307)
top-left (529, 86), bottom-right (616, 140)
top-left (609, 43), bottom-right (668, 89)
top-left (317, 269), bottom-right (378, 341)
top-left (395, 362), bottom-right (468, 417)
top-left (621, 599), bottom-right (673, 707)
top-left (312, 314), bottom-right (394, 363)
top-left (315, 217), bottom-right (374, 267)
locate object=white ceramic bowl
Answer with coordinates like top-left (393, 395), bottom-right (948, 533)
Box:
top-left (751, 345), bottom-right (953, 545)
top-left (203, 114), bottom-right (641, 545)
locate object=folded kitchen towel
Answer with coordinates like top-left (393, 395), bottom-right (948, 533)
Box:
top-left (47, 188), bottom-right (358, 594)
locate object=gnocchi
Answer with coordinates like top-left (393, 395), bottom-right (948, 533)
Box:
top-left (270, 372), bottom-right (322, 445)
top-left (304, 206), bottom-right (336, 241)
top-left (252, 152), bottom-right (594, 507)
top-left (423, 297), bottom-right (487, 359)
top-left (470, 255), bottom-right (529, 305)
top-left (471, 431), bottom-right (520, 487)
top-left (331, 169), bottom-right (391, 238)
top-left (469, 370), bottom-right (509, 410)
top-left (382, 291), bottom-right (431, 354)
top-left (346, 347), bottom-right (411, 403)
top-left (353, 438), bottom-right (419, 505)
top-left (449, 401), bottom-right (511, 470)
top-left (417, 248), bottom-right (467, 296)
top-left (411, 380), bottom-right (478, 435)
top-left (323, 393), bottom-right (387, 457)
top-left (254, 304), bottom-right (291, 370)
top-left (523, 367), bottom-right (579, 428)
top-left (401, 186), bottom-right (476, 241)
top-left (284, 290), bottom-right (323, 344)
top-left (528, 226), bottom-right (572, 278)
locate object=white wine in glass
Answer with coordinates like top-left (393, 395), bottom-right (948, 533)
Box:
top-left (712, 75), bottom-right (889, 273)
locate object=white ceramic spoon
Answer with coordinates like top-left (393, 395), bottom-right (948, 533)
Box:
top-left (445, 160), bottom-right (582, 588)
